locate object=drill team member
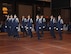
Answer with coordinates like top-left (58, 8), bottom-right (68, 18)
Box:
top-left (21, 16), bottom-right (27, 37)
top-left (56, 15), bottom-right (63, 40)
top-left (40, 15), bottom-right (46, 36)
top-left (12, 15), bottom-right (19, 38)
top-left (27, 15), bottom-right (33, 38)
top-left (49, 15), bottom-right (56, 39)
top-left (36, 15), bottom-right (42, 40)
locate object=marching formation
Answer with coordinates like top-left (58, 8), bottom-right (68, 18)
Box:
top-left (5, 14), bottom-right (64, 40)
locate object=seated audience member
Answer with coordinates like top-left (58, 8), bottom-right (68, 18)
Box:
top-left (68, 22), bottom-right (71, 32)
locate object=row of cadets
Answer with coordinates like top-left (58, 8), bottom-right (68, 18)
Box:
top-left (26, 15), bottom-right (33, 38)
top-left (56, 15), bottom-right (64, 40)
top-left (11, 14), bottom-right (19, 38)
top-left (5, 15), bottom-right (19, 38)
top-left (21, 16), bottom-right (27, 37)
top-left (49, 15), bottom-right (64, 40)
top-left (35, 15), bottom-right (45, 40)
top-left (49, 15), bottom-right (56, 39)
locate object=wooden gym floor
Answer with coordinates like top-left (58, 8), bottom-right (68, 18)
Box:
top-left (0, 31), bottom-right (71, 54)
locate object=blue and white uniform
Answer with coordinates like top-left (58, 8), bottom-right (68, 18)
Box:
top-left (27, 16), bottom-right (33, 38)
top-left (11, 15), bottom-right (19, 38)
top-left (41, 17), bottom-right (46, 35)
top-left (36, 15), bottom-right (42, 40)
top-left (5, 16), bottom-right (9, 32)
top-left (21, 16), bottom-right (27, 36)
top-left (56, 15), bottom-right (63, 40)
top-left (5, 15), bottom-right (13, 36)
top-left (49, 16), bottom-right (56, 39)
top-left (21, 17), bottom-right (27, 32)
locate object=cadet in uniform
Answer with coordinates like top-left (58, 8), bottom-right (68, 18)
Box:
top-left (49, 15), bottom-right (56, 39)
top-left (5, 15), bottom-right (13, 36)
top-left (40, 15), bottom-right (46, 36)
top-left (68, 22), bottom-right (71, 32)
top-left (21, 16), bottom-right (27, 37)
top-left (36, 15), bottom-right (42, 40)
top-left (56, 15), bottom-right (63, 40)
top-left (27, 15), bottom-right (33, 38)
top-left (5, 15), bottom-right (10, 36)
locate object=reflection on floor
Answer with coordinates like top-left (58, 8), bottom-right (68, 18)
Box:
top-left (0, 31), bottom-right (71, 54)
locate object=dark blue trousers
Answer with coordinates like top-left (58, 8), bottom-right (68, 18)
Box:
top-left (58, 29), bottom-right (62, 40)
top-left (36, 30), bottom-right (41, 40)
top-left (28, 29), bottom-right (33, 38)
top-left (50, 29), bottom-right (56, 38)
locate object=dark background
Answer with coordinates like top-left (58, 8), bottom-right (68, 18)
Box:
top-left (51, 0), bottom-right (70, 9)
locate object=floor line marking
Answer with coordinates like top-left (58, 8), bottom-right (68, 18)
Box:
top-left (48, 44), bottom-right (71, 51)
top-left (23, 47), bottom-right (44, 54)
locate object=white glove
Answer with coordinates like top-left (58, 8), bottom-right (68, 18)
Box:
top-left (43, 26), bottom-right (45, 28)
top-left (26, 27), bottom-right (28, 29)
top-left (16, 27), bottom-right (18, 29)
top-left (61, 28), bottom-right (63, 30)
top-left (54, 27), bottom-right (56, 29)
top-left (39, 27), bottom-right (41, 29)
top-left (56, 28), bottom-right (58, 30)
top-left (5, 26), bottom-right (7, 28)
top-left (49, 27), bottom-right (51, 30)
top-left (30, 27), bottom-right (32, 29)
top-left (25, 26), bottom-right (27, 28)
top-left (21, 26), bottom-right (23, 28)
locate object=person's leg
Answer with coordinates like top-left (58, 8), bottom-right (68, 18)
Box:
top-left (28, 29), bottom-right (33, 38)
top-left (58, 30), bottom-right (62, 40)
top-left (41, 27), bottom-right (44, 37)
top-left (36, 30), bottom-right (41, 40)
top-left (50, 29), bottom-right (56, 39)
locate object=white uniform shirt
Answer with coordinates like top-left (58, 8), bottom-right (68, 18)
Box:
top-left (36, 18), bottom-right (39, 22)
top-left (53, 18), bottom-right (56, 23)
top-left (9, 18), bottom-right (12, 21)
top-left (43, 18), bottom-right (46, 22)
top-left (22, 18), bottom-right (27, 22)
top-left (27, 18), bottom-right (33, 23)
top-left (58, 19), bottom-right (63, 24)
top-left (15, 18), bottom-right (19, 23)
top-left (12, 18), bottom-right (14, 22)
top-left (30, 18), bottom-right (33, 23)
top-left (60, 19), bottom-right (63, 24)
top-left (39, 18), bottom-right (42, 23)
top-left (50, 18), bottom-right (56, 23)
top-left (6, 18), bottom-right (9, 20)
